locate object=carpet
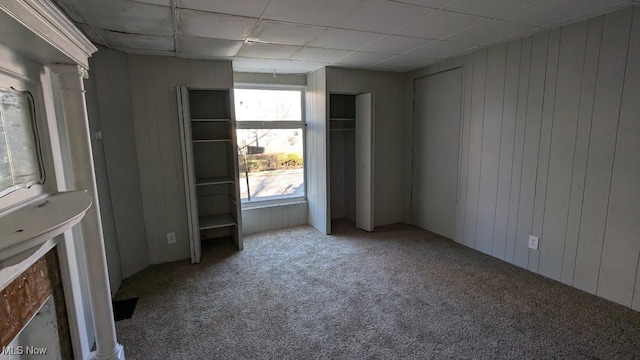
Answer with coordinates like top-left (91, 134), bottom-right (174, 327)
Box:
top-left (114, 222), bottom-right (640, 359)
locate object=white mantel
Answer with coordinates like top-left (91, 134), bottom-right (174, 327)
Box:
top-left (0, 191), bottom-right (91, 265)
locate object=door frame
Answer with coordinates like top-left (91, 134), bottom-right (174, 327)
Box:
top-left (410, 66), bottom-right (464, 239)
top-left (326, 91), bottom-right (375, 234)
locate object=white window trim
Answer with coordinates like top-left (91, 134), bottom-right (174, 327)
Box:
top-left (234, 84), bottom-right (307, 208)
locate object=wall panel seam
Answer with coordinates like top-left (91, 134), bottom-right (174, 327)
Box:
top-left (461, 56), bottom-right (474, 245)
top-left (528, 32), bottom-right (551, 270)
top-left (491, 48), bottom-right (508, 256)
top-left (150, 60), bottom-right (170, 262)
top-left (138, 61), bottom-right (163, 263)
top-left (560, 23), bottom-right (590, 281)
top-left (504, 40), bottom-right (524, 258)
top-left (538, 30), bottom-right (562, 271)
top-left (572, 18), bottom-right (605, 286)
top-left (595, 11), bottom-right (634, 295)
top-left (512, 39), bottom-right (533, 262)
top-left (474, 52), bottom-right (488, 250)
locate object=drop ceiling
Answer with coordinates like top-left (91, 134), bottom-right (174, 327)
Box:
top-left (53, 0), bottom-right (635, 74)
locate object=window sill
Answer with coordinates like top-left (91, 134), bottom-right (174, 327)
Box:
top-left (241, 198), bottom-right (306, 211)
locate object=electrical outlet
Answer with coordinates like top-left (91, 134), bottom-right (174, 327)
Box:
top-left (167, 232), bottom-right (176, 244)
top-left (528, 235), bottom-right (539, 250)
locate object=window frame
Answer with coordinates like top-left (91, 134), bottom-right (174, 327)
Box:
top-left (234, 83), bottom-right (307, 209)
top-left (0, 73), bottom-right (51, 214)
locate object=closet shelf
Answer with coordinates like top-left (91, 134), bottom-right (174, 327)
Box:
top-left (330, 118), bottom-right (355, 121)
top-left (330, 128), bottom-right (355, 132)
top-left (192, 139), bottom-right (232, 143)
top-left (199, 214), bottom-right (236, 230)
top-left (191, 118), bottom-right (231, 122)
top-left (196, 177), bottom-right (234, 186)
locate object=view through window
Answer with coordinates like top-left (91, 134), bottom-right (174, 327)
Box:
top-left (0, 89), bottom-right (44, 197)
top-left (235, 87), bottom-right (305, 204)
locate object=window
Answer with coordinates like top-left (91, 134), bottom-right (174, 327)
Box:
top-left (0, 88), bottom-right (44, 198)
top-left (235, 86), bottom-right (305, 205)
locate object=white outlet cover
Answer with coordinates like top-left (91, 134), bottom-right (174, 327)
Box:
top-left (528, 235), bottom-right (539, 250)
top-left (167, 232), bottom-right (177, 244)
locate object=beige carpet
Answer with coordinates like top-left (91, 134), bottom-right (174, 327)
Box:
top-left (114, 222), bottom-right (640, 359)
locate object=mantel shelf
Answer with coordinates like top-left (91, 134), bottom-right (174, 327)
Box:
top-left (0, 191), bottom-right (91, 262)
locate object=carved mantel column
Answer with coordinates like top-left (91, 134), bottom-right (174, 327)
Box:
top-left (50, 64), bottom-right (124, 360)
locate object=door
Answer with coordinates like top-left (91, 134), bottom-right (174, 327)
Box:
top-left (412, 68), bottom-right (462, 239)
top-left (355, 93), bottom-right (374, 232)
top-left (177, 86), bottom-right (201, 263)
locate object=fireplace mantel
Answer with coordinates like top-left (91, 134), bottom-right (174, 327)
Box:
top-left (0, 191), bottom-right (91, 265)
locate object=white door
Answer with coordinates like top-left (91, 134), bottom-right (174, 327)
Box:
top-left (412, 68), bottom-right (462, 239)
top-left (177, 86), bottom-right (201, 263)
top-left (355, 93), bottom-right (374, 232)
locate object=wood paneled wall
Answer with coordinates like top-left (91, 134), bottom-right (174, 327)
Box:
top-left (128, 55), bottom-right (233, 264)
top-left (409, 6), bottom-right (640, 310)
top-left (84, 56), bottom-right (122, 294)
top-left (234, 72), bottom-right (306, 86)
top-left (88, 47), bottom-right (149, 279)
top-left (306, 68), bottom-right (328, 233)
top-left (242, 203), bottom-right (308, 235)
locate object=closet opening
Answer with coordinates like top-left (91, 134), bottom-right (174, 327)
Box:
top-left (328, 93), bottom-right (374, 234)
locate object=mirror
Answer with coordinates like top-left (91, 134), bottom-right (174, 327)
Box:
top-left (0, 88), bottom-right (44, 197)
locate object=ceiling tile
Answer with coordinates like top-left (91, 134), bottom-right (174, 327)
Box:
top-left (405, 40), bottom-right (477, 58)
top-left (389, 0), bottom-right (456, 9)
top-left (370, 54), bottom-right (435, 71)
top-left (443, 0), bottom-right (538, 19)
top-left (360, 35), bottom-right (432, 55)
top-left (507, 0), bottom-right (631, 28)
top-left (289, 47), bottom-right (352, 62)
top-left (567, 1), bottom-right (635, 26)
top-left (56, 0), bottom-right (637, 74)
top-left (308, 29), bottom-right (384, 51)
top-left (176, 0), bottom-right (271, 18)
top-left (276, 60), bottom-right (330, 72)
top-left (113, 48), bottom-right (176, 57)
top-left (177, 9), bottom-right (257, 40)
top-left (70, 0), bottom-right (173, 36)
top-left (334, 0), bottom-right (432, 33)
top-left (238, 43), bottom-right (303, 59)
top-left (262, 0), bottom-right (360, 26)
top-left (97, 29), bottom-right (175, 51)
top-left (178, 36), bottom-right (243, 58)
top-left (395, 10), bottom-right (487, 39)
top-left (333, 51), bottom-right (395, 66)
top-left (444, 19), bottom-right (540, 46)
top-left (233, 57), bottom-right (328, 73)
top-left (248, 21), bottom-right (327, 46)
